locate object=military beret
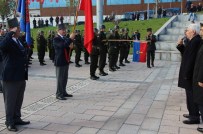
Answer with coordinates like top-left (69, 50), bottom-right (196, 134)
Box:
top-left (58, 24), bottom-right (66, 30)
top-left (7, 17), bottom-right (19, 28)
top-left (147, 28), bottom-right (152, 32)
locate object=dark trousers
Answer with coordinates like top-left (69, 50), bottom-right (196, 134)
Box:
top-left (90, 54), bottom-right (98, 76)
top-left (2, 81), bottom-right (26, 125)
top-left (84, 49), bottom-right (89, 62)
top-left (185, 89), bottom-right (200, 118)
top-left (119, 46), bottom-right (126, 63)
top-left (37, 46), bottom-right (45, 63)
top-left (199, 105), bottom-right (203, 121)
top-left (56, 65), bottom-right (69, 97)
top-left (99, 49), bottom-right (107, 72)
top-left (75, 47), bottom-right (81, 64)
top-left (125, 45), bottom-right (130, 60)
top-left (147, 50), bottom-right (155, 67)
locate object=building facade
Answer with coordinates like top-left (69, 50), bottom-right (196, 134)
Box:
top-left (29, 0), bottom-right (202, 16)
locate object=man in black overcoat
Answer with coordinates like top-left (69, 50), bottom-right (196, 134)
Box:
top-left (177, 23), bottom-right (201, 124)
top-left (193, 23), bottom-right (203, 133)
top-left (0, 18), bottom-right (30, 132)
top-left (53, 24), bottom-right (75, 100)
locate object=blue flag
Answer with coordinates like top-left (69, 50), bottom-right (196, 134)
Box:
top-left (17, 0), bottom-right (31, 46)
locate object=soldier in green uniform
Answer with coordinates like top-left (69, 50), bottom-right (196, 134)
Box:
top-left (37, 30), bottom-right (47, 66)
top-left (119, 28), bottom-right (126, 66)
top-left (146, 28), bottom-right (156, 68)
top-left (114, 25), bottom-right (121, 69)
top-left (74, 30), bottom-right (83, 67)
top-left (47, 30), bottom-right (55, 61)
top-left (124, 28), bottom-right (131, 64)
top-left (108, 29), bottom-right (117, 71)
top-left (98, 25), bottom-right (108, 76)
top-left (90, 28), bottom-right (100, 80)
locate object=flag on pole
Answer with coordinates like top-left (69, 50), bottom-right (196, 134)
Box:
top-left (17, 0), bottom-right (32, 46)
top-left (79, 0), bottom-right (94, 54)
top-left (133, 41), bottom-right (147, 62)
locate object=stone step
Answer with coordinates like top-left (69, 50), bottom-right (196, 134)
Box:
top-left (156, 41), bottom-right (179, 51)
top-left (166, 28), bottom-right (185, 35)
top-left (172, 21), bottom-right (192, 28)
top-left (159, 35), bottom-right (182, 41)
top-left (155, 50), bottom-right (181, 61)
top-left (177, 15), bottom-right (203, 21)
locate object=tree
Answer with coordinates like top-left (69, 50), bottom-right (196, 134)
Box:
top-left (0, 0), bottom-right (16, 28)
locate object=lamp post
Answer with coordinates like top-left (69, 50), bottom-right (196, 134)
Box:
top-left (96, 0), bottom-right (103, 29)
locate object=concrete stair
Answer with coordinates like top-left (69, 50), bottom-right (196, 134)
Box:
top-left (155, 14), bottom-right (203, 61)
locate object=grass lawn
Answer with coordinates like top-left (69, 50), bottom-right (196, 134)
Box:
top-left (31, 17), bottom-right (169, 52)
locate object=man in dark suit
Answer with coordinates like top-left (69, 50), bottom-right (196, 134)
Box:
top-left (53, 24), bottom-right (75, 100)
top-left (0, 18), bottom-right (30, 132)
top-left (177, 23), bottom-right (201, 124)
top-left (193, 23), bottom-right (203, 133)
top-left (146, 28), bottom-right (156, 68)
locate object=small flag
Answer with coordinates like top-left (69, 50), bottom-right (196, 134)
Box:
top-left (17, 0), bottom-right (32, 46)
top-left (133, 41), bottom-right (147, 62)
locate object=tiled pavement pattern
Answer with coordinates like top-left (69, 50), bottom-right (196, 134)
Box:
top-left (0, 54), bottom-right (202, 134)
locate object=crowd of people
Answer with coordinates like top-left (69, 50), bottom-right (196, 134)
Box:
top-left (0, 16), bottom-right (158, 132)
top-left (177, 23), bottom-right (203, 133)
top-left (186, 1), bottom-right (202, 23)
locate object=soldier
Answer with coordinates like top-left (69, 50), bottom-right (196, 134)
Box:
top-left (114, 25), bottom-right (121, 69)
top-left (90, 28), bottom-right (100, 80)
top-left (108, 29), bottom-right (117, 71)
top-left (37, 30), bottom-right (47, 65)
top-left (50, 16), bottom-right (54, 26)
top-left (33, 18), bottom-right (37, 28)
top-left (47, 30), bottom-right (55, 61)
top-left (98, 25), bottom-right (108, 76)
top-left (55, 16), bottom-right (59, 26)
top-left (45, 19), bottom-right (49, 27)
top-left (74, 30), bottom-right (83, 67)
top-left (119, 28), bottom-right (127, 66)
top-left (146, 28), bottom-right (156, 68)
top-left (124, 28), bottom-right (132, 63)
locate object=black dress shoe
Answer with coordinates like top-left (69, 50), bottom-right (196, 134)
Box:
top-left (40, 63), bottom-right (46, 66)
top-left (0, 89), bottom-right (2, 93)
top-left (85, 62), bottom-right (90, 64)
top-left (115, 65), bottom-right (120, 69)
top-left (90, 75), bottom-right (99, 80)
top-left (64, 94), bottom-right (73, 97)
top-left (125, 60), bottom-right (130, 63)
top-left (15, 120), bottom-right (30, 125)
top-left (30, 57), bottom-right (34, 59)
top-left (69, 61), bottom-right (74, 63)
top-left (183, 119), bottom-right (200, 124)
top-left (79, 59), bottom-right (83, 61)
top-left (183, 114), bottom-right (190, 118)
top-left (119, 63), bottom-right (126, 66)
top-left (109, 68), bottom-right (116, 72)
top-left (75, 64), bottom-right (82, 67)
top-left (6, 124), bottom-right (17, 132)
top-left (56, 96), bottom-right (67, 100)
top-left (147, 66), bottom-right (151, 68)
top-left (197, 127), bottom-right (203, 133)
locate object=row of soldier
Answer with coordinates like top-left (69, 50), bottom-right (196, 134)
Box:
top-left (33, 16), bottom-right (64, 28)
top-left (35, 25), bottom-right (142, 80)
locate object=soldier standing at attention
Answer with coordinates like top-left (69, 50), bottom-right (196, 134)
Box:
top-left (114, 25), bottom-right (121, 70)
top-left (119, 28), bottom-right (127, 66)
top-left (124, 28), bottom-right (131, 63)
top-left (74, 30), bottom-right (83, 67)
top-left (47, 30), bottom-right (55, 61)
top-left (90, 28), bottom-right (100, 80)
top-left (98, 25), bottom-right (108, 76)
top-left (146, 28), bottom-right (156, 68)
top-left (37, 30), bottom-right (47, 66)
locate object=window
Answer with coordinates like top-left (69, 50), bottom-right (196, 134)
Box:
top-left (107, 0), bottom-right (141, 5)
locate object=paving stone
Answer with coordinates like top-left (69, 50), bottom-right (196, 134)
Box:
top-left (125, 114), bottom-right (145, 125)
top-left (96, 129), bottom-right (117, 134)
top-left (91, 116), bottom-right (109, 122)
top-left (84, 109), bottom-right (114, 117)
top-left (102, 118), bottom-right (125, 131)
top-left (25, 114), bottom-right (45, 121)
top-left (159, 125), bottom-right (179, 134)
top-left (141, 118), bottom-right (161, 131)
top-left (20, 121), bottom-right (50, 129)
top-left (179, 127), bottom-right (202, 134)
top-left (44, 123), bottom-right (81, 133)
top-left (40, 116), bottom-right (74, 125)
top-left (18, 128), bottom-right (57, 134)
top-left (117, 124), bottom-right (139, 134)
top-left (132, 105), bottom-right (151, 115)
top-left (102, 106), bottom-right (118, 112)
top-left (150, 101), bottom-right (166, 109)
top-left (147, 108), bottom-right (164, 118)
top-left (138, 129), bottom-right (158, 134)
top-left (75, 127), bottom-right (99, 134)
top-left (70, 119), bottom-right (104, 129)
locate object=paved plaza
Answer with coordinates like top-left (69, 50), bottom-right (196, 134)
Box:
top-left (0, 53), bottom-right (202, 134)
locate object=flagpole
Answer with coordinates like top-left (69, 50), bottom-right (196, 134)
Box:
top-left (72, 0), bottom-right (80, 32)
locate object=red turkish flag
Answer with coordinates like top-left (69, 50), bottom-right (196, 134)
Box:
top-left (79, 0), bottom-right (93, 54)
top-left (139, 42), bottom-right (147, 62)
